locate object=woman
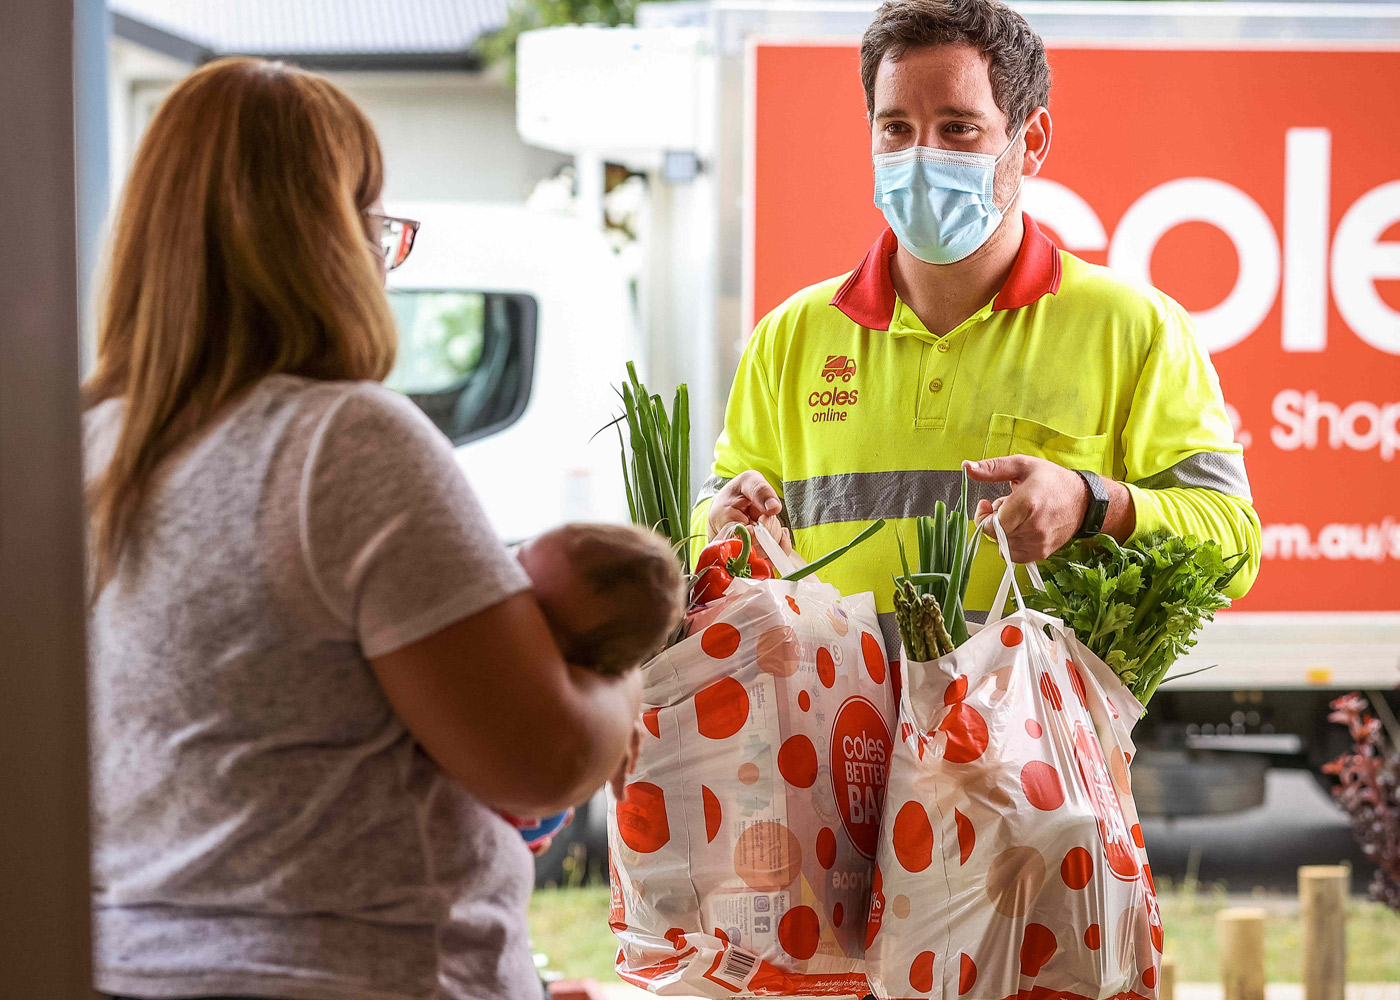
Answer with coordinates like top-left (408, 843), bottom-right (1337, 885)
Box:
top-left (84, 57), bottom-right (640, 1000)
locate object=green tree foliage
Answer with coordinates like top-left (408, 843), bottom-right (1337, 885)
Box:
top-left (479, 0), bottom-right (680, 81)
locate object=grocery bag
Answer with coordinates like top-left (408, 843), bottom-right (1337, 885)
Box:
top-left (609, 525), bottom-right (897, 996)
top-left (866, 517), bottom-right (1162, 1000)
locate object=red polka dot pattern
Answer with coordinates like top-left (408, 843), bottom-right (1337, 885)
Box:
top-left (1067, 660), bottom-right (1089, 708)
top-left (954, 808), bottom-right (975, 865)
top-left (786, 595), bottom-right (801, 614)
top-left (816, 647), bottom-right (836, 688)
top-left (816, 827), bottom-right (837, 870)
top-left (866, 864), bottom-right (885, 950)
top-left (664, 927), bottom-right (687, 950)
top-left (862, 631), bottom-right (887, 684)
top-left (777, 905), bottom-right (820, 960)
top-left (1001, 625), bottom-right (1023, 646)
top-left (642, 708), bottom-right (661, 738)
top-left (1084, 923), bottom-right (1101, 949)
top-left (910, 951), bottom-right (936, 993)
top-left (944, 675), bottom-right (969, 705)
top-left (695, 677), bottom-right (749, 739)
top-left (892, 801), bottom-right (934, 873)
top-left (700, 623), bottom-right (740, 658)
top-left (939, 702), bottom-right (990, 763)
top-left (778, 734), bottom-right (818, 788)
top-left (797, 690), bottom-right (811, 712)
top-left (1026, 718), bottom-right (1043, 738)
top-left (1143, 966), bottom-right (1158, 989)
top-left (1061, 846), bottom-right (1093, 889)
top-left (1040, 673), bottom-right (1065, 710)
top-left (1131, 823), bottom-right (1145, 848)
top-left (616, 781), bottom-right (670, 854)
top-left (702, 785), bottom-right (721, 844)
top-left (1021, 760), bottom-right (1066, 811)
top-left (959, 953), bottom-right (978, 995)
top-left (1020, 923), bottom-right (1057, 976)
top-left (832, 901), bottom-right (844, 928)
top-left (756, 625), bottom-right (800, 677)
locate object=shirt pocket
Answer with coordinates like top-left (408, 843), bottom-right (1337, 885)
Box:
top-left (983, 413), bottom-right (1110, 473)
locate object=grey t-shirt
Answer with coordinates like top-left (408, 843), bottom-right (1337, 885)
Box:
top-left (85, 375), bottom-right (538, 1000)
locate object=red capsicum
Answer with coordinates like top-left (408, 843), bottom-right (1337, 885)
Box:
top-left (692, 524), bottom-right (775, 604)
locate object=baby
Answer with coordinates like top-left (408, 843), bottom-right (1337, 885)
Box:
top-left (503, 522), bottom-right (686, 852)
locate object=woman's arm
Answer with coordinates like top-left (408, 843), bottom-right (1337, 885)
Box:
top-left (370, 591), bottom-right (641, 816)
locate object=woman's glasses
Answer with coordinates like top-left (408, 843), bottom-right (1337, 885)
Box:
top-left (367, 213), bottom-right (420, 271)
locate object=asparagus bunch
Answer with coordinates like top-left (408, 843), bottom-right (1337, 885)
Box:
top-left (893, 579), bottom-right (956, 661)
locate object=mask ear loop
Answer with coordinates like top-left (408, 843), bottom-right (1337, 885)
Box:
top-left (990, 121), bottom-right (1029, 213)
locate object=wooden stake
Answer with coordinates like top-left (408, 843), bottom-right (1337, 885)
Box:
top-left (1217, 907), bottom-right (1267, 1000)
top-left (1299, 865), bottom-right (1349, 1000)
top-left (1160, 954), bottom-right (1177, 1000)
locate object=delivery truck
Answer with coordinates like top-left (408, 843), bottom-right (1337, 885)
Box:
top-left (515, 1), bottom-right (1400, 819)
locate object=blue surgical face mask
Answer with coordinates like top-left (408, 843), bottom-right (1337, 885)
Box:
top-left (873, 127), bottom-right (1025, 265)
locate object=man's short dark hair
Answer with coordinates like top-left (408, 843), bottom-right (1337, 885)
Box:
top-left (861, 0), bottom-right (1051, 136)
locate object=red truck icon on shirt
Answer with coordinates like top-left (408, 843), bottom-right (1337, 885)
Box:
top-left (823, 355), bottom-right (856, 382)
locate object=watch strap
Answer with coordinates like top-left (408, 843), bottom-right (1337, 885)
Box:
top-left (1074, 469), bottom-right (1110, 538)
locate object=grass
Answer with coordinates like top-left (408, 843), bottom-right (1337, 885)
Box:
top-left (528, 881), bottom-right (1400, 985)
top-left (529, 884), bottom-right (618, 982)
top-left (1156, 873), bottom-right (1400, 983)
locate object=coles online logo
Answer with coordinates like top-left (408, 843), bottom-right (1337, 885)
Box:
top-left (810, 355), bottom-right (860, 423)
top-left (830, 696), bottom-right (892, 858)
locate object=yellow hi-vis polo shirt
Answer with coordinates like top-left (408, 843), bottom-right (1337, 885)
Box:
top-left (692, 215), bottom-right (1261, 653)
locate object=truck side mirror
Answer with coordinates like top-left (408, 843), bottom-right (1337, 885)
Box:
top-left (385, 289), bottom-right (538, 446)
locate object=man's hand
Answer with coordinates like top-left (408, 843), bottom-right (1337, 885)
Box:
top-left (963, 455), bottom-right (1134, 562)
top-left (609, 713), bottom-right (646, 801)
top-left (708, 471), bottom-right (793, 554)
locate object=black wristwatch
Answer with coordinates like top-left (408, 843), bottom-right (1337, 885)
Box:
top-left (1074, 469), bottom-right (1110, 538)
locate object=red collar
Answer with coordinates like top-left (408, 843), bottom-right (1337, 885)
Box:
top-left (828, 213), bottom-right (1062, 331)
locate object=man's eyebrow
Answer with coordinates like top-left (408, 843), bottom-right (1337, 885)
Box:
top-left (873, 105), bottom-right (988, 121)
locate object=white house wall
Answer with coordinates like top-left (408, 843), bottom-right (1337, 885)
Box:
top-left (107, 39), bottom-right (569, 206)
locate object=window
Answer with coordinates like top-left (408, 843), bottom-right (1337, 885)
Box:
top-left (386, 290), bottom-right (537, 446)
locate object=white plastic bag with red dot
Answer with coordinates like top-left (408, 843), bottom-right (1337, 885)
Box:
top-left (865, 519), bottom-right (1163, 1000)
top-left (607, 526), bottom-right (897, 997)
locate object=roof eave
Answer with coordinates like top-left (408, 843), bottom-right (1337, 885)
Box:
top-left (240, 50), bottom-right (486, 71)
top-left (110, 11), bottom-right (490, 72)
top-left (112, 11), bottom-right (214, 65)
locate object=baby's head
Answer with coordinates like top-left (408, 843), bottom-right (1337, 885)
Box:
top-left (516, 523), bottom-right (686, 675)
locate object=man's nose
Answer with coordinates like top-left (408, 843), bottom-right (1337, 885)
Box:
top-left (913, 124), bottom-right (951, 149)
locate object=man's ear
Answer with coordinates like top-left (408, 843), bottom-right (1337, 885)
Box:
top-left (1022, 107), bottom-right (1053, 177)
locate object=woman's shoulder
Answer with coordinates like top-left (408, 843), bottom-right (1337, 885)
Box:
top-left (259, 375), bottom-right (439, 446)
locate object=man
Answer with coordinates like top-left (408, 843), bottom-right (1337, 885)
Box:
top-left (693, 0), bottom-right (1260, 653)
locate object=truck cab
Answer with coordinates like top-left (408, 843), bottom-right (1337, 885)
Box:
top-left (384, 201), bottom-right (634, 540)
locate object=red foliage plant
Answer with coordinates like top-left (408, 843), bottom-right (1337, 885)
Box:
top-left (1324, 693), bottom-right (1400, 910)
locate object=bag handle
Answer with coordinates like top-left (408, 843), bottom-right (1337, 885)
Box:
top-left (981, 512), bottom-right (1046, 626)
top-left (747, 520), bottom-right (806, 579)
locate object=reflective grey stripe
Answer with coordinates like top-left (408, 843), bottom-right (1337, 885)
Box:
top-left (783, 470), bottom-right (1010, 530)
top-left (695, 474), bottom-right (730, 504)
top-left (1132, 451), bottom-right (1252, 502)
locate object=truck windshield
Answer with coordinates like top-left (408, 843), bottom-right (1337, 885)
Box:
top-left (386, 289), bottom-right (537, 446)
